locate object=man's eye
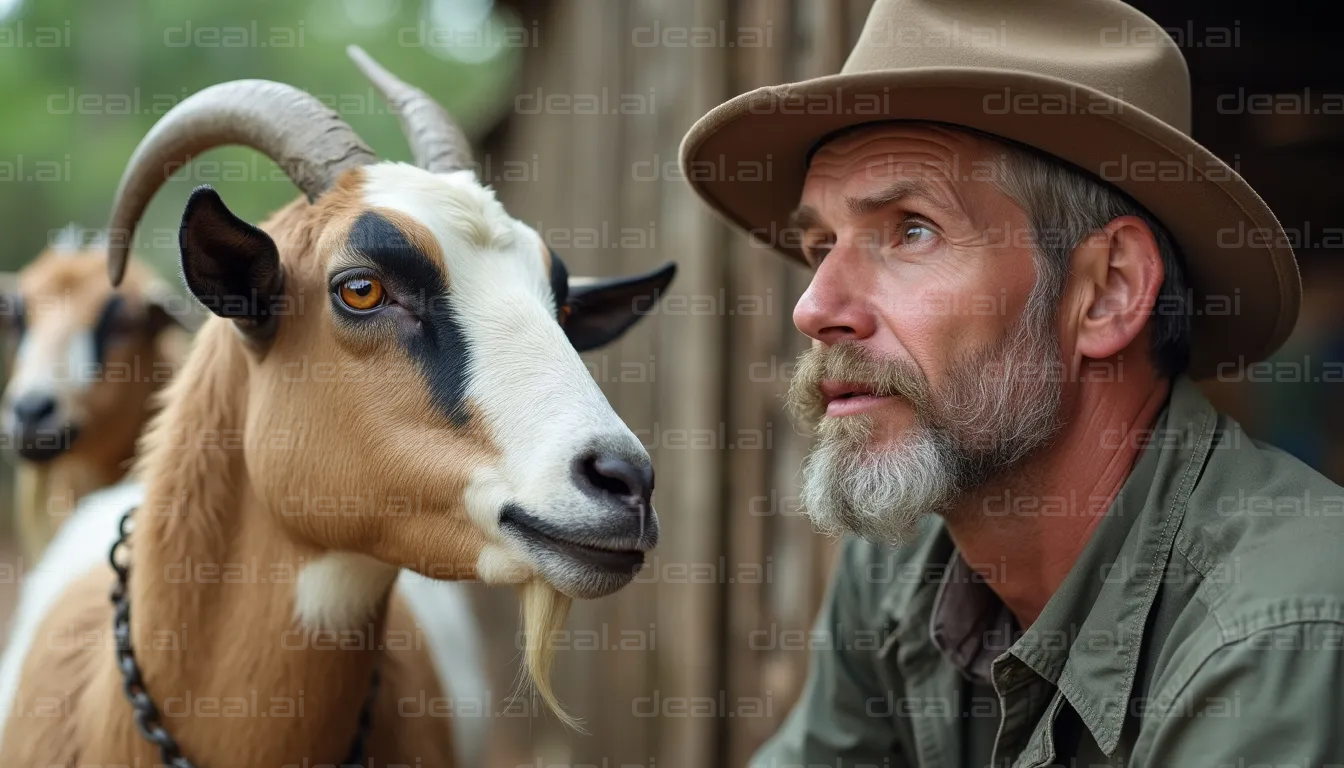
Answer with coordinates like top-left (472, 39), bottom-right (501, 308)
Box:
top-left (802, 234), bottom-right (834, 267)
top-left (804, 248), bottom-right (832, 269)
top-left (899, 222), bottom-right (935, 245)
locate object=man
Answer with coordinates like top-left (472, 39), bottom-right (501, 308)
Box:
top-left (681, 0), bottom-right (1343, 765)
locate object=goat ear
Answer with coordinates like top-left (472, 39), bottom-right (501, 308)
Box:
top-left (178, 185), bottom-right (284, 341)
top-left (564, 262), bottom-right (676, 352)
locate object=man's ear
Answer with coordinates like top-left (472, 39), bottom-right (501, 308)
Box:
top-left (179, 185), bottom-right (284, 342)
top-left (563, 262), bottom-right (676, 352)
top-left (1071, 215), bottom-right (1163, 364)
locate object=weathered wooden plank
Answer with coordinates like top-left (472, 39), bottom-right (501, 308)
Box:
top-left (644, 0), bottom-right (732, 763)
top-left (723, 0), bottom-right (794, 763)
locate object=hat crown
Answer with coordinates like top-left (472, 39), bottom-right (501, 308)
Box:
top-left (843, 0), bottom-right (1192, 134)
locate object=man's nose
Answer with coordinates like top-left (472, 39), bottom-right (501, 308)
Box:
top-left (792, 247), bottom-right (877, 344)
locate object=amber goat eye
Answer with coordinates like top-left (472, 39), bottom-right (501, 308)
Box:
top-left (559, 304), bottom-right (572, 324)
top-left (337, 277), bottom-right (385, 311)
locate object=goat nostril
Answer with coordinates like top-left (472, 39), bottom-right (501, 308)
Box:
top-left (12, 393), bottom-right (57, 426)
top-left (578, 453), bottom-right (654, 507)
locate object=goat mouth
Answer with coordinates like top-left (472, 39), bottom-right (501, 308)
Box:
top-left (499, 506), bottom-right (647, 575)
top-left (13, 425), bottom-right (80, 463)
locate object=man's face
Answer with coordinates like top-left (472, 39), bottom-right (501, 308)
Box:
top-left (785, 123), bottom-right (1063, 544)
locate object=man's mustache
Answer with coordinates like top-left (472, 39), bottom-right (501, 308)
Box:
top-left (784, 342), bottom-right (934, 431)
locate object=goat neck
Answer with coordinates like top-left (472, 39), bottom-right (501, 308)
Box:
top-left (89, 317), bottom-right (392, 766)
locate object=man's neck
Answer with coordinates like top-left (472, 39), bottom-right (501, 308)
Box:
top-left (944, 374), bottom-right (1172, 627)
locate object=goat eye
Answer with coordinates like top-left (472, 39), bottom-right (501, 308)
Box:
top-left (337, 277), bottom-right (385, 312)
top-left (559, 304), bottom-right (572, 324)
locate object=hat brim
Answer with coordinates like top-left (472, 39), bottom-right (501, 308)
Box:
top-left (679, 67), bottom-right (1300, 380)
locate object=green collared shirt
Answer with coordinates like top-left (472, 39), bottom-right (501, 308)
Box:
top-left (754, 377), bottom-right (1344, 768)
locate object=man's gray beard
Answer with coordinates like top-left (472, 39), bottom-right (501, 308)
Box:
top-left (790, 312), bottom-right (1063, 547)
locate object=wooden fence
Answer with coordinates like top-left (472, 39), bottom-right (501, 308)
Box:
top-left (466, 1), bottom-right (874, 765)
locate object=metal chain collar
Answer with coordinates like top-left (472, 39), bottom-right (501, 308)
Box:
top-left (109, 507), bottom-right (381, 768)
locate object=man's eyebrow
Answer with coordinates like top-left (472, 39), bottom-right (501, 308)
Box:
top-left (845, 180), bottom-right (960, 219)
top-left (787, 180), bottom-right (962, 233)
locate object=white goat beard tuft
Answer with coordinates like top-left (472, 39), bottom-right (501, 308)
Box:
top-left (517, 578), bottom-right (580, 730)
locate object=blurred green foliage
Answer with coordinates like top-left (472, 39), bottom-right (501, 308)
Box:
top-left (0, 0), bottom-right (521, 278)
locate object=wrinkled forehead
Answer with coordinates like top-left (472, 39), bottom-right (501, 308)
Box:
top-left (329, 163), bottom-right (555, 299)
top-left (807, 122), bottom-right (996, 181)
top-left (797, 123), bottom-right (1006, 227)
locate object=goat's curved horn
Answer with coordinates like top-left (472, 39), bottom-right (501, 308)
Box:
top-left (347, 45), bottom-right (474, 174)
top-left (105, 80), bottom-right (377, 286)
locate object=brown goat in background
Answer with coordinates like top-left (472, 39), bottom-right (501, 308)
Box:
top-left (1, 245), bottom-right (190, 561)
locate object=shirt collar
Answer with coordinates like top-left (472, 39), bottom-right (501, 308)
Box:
top-left (927, 376), bottom-right (1218, 754)
top-left (929, 550), bottom-right (1018, 683)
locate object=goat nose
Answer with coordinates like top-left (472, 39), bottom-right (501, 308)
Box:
top-left (12, 392), bottom-right (57, 427)
top-left (576, 451), bottom-right (654, 510)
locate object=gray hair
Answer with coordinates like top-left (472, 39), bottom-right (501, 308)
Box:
top-left (986, 133), bottom-right (1192, 376)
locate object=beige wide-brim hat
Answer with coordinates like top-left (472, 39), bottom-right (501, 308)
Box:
top-left (680, 0), bottom-right (1299, 380)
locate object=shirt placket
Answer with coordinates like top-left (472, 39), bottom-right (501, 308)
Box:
top-left (886, 612), bottom-right (967, 768)
top-left (1013, 689), bottom-right (1067, 768)
top-left (903, 657), bottom-right (966, 768)
top-left (988, 654), bottom-right (1055, 768)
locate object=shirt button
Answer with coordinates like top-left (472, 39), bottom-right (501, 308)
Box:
top-left (995, 662), bottom-right (1026, 688)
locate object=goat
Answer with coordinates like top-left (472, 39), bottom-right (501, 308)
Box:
top-left (0, 47), bottom-right (673, 767)
top-left (0, 245), bottom-right (188, 561)
top-left (0, 249), bottom-right (492, 765)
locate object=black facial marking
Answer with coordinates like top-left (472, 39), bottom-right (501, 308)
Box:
top-left (346, 210), bottom-right (473, 428)
top-left (549, 249), bottom-right (569, 320)
top-left (91, 294), bottom-right (127, 366)
top-left (348, 210), bottom-right (446, 302)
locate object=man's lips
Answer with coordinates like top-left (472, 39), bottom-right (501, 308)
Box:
top-left (819, 381), bottom-right (892, 417)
